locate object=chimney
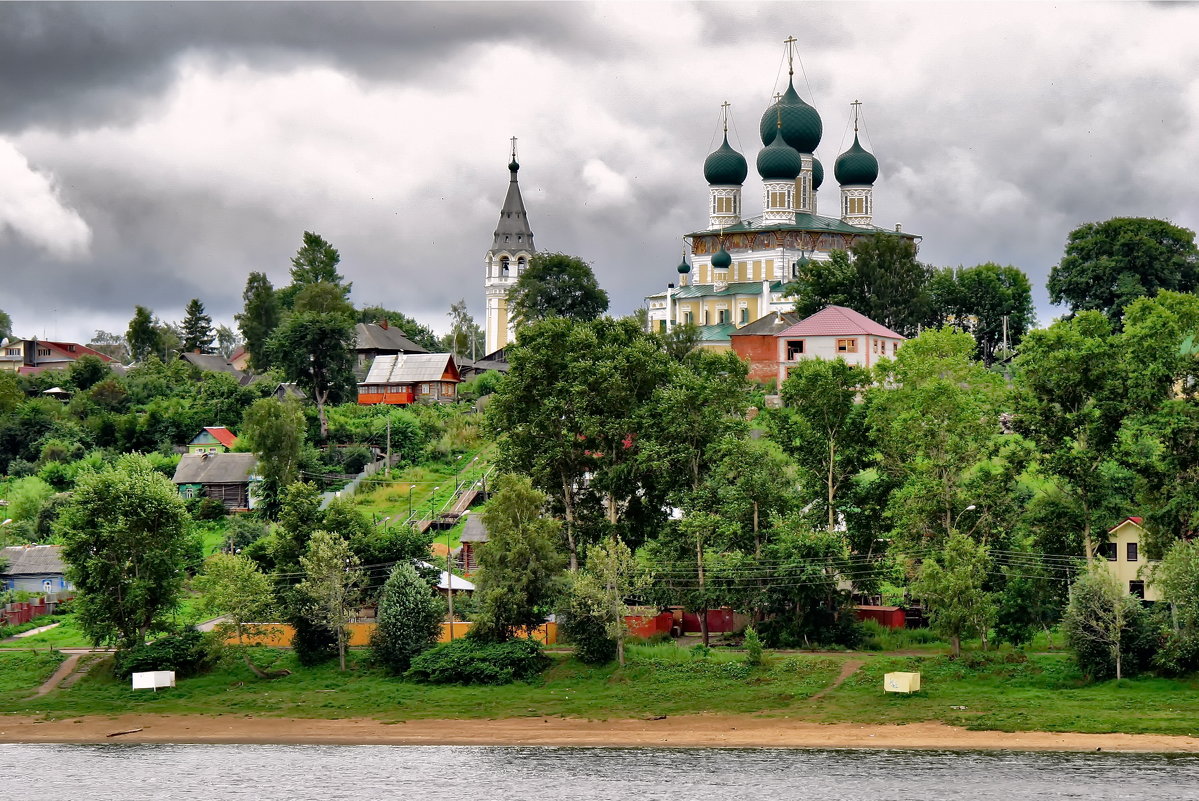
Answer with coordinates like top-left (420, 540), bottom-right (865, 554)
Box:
top-left (895, 223), bottom-right (902, 232)
top-left (380, 318), bottom-right (389, 330)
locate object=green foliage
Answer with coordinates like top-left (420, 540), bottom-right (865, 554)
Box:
top-left (58, 454), bottom-right (192, 649)
top-left (279, 231), bottom-right (351, 309)
top-left (126, 305), bottom-right (159, 363)
top-left (743, 626), bottom-right (764, 667)
top-left (371, 563), bottom-right (444, 674)
top-left (994, 559), bottom-right (1064, 648)
top-left (180, 298), bottom-right (215, 354)
top-left (289, 614), bottom-right (340, 667)
top-left (472, 474), bottom-right (565, 641)
top-left (236, 272), bottom-right (281, 371)
top-left (911, 532), bottom-right (995, 656)
top-left (1048, 217), bottom-right (1199, 324)
top-left (405, 637), bottom-right (550, 684)
top-left (1063, 565), bottom-right (1156, 680)
top-left (0, 307), bottom-right (10, 340)
top-left (266, 309), bottom-right (356, 439)
top-left (296, 530), bottom-right (362, 670)
top-left (112, 628), bottom-right (212, 679)
top-left (240, 399), bottom-right (305, 519)
top-left (6, 476), bottom-right (54, 524)
top-left (558, 573), bottom-right (618, 665)
top-left (66, 355), bottom-right (112, 392)
top-left (457, 370), bottom-right (503, 403)
top-left (507, 252), bottom-right (609, 328)
top-left (926, 263), bottom-right (1035, 365)
top-left (1152, 629), bottom-right (1199, 676)
top-left (790, 235), bottom-right (932, 337)
top-left (1153, 538), bottom-right (1199, 629)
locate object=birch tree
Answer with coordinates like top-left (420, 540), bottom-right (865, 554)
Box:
top-left (297, 530), bottom-right (362, 671)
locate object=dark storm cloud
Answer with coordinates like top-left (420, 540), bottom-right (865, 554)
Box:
top-left (0, 2), bottom-right (586, 131)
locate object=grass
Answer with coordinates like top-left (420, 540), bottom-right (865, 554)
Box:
top-left (353, 444), bottom-right (495, 524)
top-left (0, 615), bottom-right (92, 649)
top-left (2, 639), bottom-right (1197, 737)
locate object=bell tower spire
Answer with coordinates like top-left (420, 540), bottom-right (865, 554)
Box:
top-left (484, 138), bottom-right (536, 355)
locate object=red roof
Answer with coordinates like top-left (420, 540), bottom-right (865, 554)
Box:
top-left (776, 306), bottom-right (905, 340)
top-left (41, 341), bottom-right (116, 362)
top-left (1108, 516), bottom-right (1144, 533)
top-left (203, 426), bottom-right (239, 448)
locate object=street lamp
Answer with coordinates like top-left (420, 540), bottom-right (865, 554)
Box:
top-left (951, 504), bottom-right (977, 533)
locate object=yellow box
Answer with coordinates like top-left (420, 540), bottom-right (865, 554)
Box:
top-left (884, 671), bottom-right (921, 693)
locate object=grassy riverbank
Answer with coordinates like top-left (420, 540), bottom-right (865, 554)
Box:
top-left (3, 645), bottom-right (1198, 737)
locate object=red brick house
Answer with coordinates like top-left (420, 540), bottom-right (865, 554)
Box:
top-left (729, 311), bottom-right (800, 385)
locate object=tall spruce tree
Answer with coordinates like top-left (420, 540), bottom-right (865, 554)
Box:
top-left (180, 298), bottom-right (215, 354)
top-left (236, 272), bottom-right (280, 371)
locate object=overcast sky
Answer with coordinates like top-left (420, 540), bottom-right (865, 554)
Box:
top-left (2, 1), bottom-right (1198, 345)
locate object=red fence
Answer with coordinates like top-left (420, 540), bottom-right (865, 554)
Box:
top-left (2, 595), bottom-right (70, 628)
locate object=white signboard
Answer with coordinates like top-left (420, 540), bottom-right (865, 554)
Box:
top-left (131, 670), bottom-right (176, 691)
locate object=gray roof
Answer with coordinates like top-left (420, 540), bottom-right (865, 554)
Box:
top-left (172, 452), bottom-right (258, 485)
top-left (180, 352), bottom-right (245, 377)
top-left (729, 311), bottom-right (801, 337)
top-left (1, 545), bottom-right (67, 577)
top-left (460, 514), bottom-right (490, 543)
top-left (355, 323), bottom-right (428, 354)
top-left (362, 353), bottom-right (460, 384)
top-left (491, 163), bottom-right (536, 252)
top-left (459, 358), bottom-right (510, 375)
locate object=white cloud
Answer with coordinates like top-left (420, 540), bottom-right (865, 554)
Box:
top-left (581, 159), bottom-right (633, 206)
top-left (0, 139), bottom-right (91, 260)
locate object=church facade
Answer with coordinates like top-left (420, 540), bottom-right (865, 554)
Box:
top-left (646, 47), bottom-right (918, 342)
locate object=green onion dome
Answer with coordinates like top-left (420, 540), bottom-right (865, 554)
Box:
top-left (812, 157), bottom-right (824, 190)
top-left (703, 134), bottom-right (748, 186)
top-left (677, 258), bottom-right (691, 274)
top-left (509, 159), bottom-right (519, 172)
top-left (759, 79), bottom-right (822, 154)
top-left (756, 125), bottom-right (802, 181)
top-left (834, 134), bottom-right (878, 186)
top-left (711, 246), bottom-right (732, 270)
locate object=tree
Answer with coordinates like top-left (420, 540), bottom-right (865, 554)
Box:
top-left (278, 231), bottom-right (351, 309)
top-left (926, 263), bottom-right (1036, 365)
top-left (239, 398), bottom-right (305, 519)
top-left (507, 252), bottom-right (609, 329)
top-left (1048, 217), bottom-right (1199, 324)
top-left (66, 355), bottom-right (110, 392)
top-left (215, 324), bottom-right (241, 359)
top-left (267, 310), bottom-right (355, 441)
top-left (472, 474), bottom-right (566, 641)
top-left (197, 553), bottom-right (285, 678)
top-left (443, 298), bottom-right (483, 359)
top-left (775, 358), bottom-right (870, 532)
top-left (126, 305), bottom-right (159, 363)
top-left (911, 532), bottom-right (994, 656)
top-left (790, 235), bottom-right (932, 337)
top-left (86, 330), bottom-right (130, 362)
top-left (0, 307), bottom-right (12, 340)
top-left (581, 536), bottom-right (645, 666)
top-left (1153, 539), bottom-right (1199, 631)
top-left (370, 562), bottom-right (443, 674)
top-left (293, 282), bottom-right (354, 316)
top-left (994, 559), bottom-right (1062, 648)
top-left (296, 529), bottom-right (362, 671)
top-left (0, 371), bottom-right (21, 414)
top-left (754, 518), bottom-right (855, 648)
top-left (236, 271), bottom-right (280, 371)
top-left (180, 298), bottom-right (215, 353)
top-left (58, 454), bottom-right (192, 649)
top-left (1063, 564), bottom-right (1152, 680)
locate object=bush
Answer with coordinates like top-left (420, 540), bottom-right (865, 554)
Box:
top-left (370, 563), bottom-right (444, 675)
top-left (405, 637), bottom-right (550, 684)
top-left (558, 575), bottom-right (617, 666)
top-left (291, 615), bottom-right (340, 667)
top-left (744, 626), bottom-right (765, 667)
top-left (187, 497), bottom-right (228, 521)
top-left (113, 628), bottom-right (211, 679)
top-left (1152, 629), bottom-right (1199, 676)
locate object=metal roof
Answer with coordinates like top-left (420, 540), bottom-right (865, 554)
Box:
top-left (777, 305), bottom-right (905, 339)
top-left (659, 280), bottom-right (786, 300)
top-left (1, 545), bottom-right (67, 577)
top-left (730, 311), bottom-right (801, 337)
top-left (355, 323), bottom-right (428, 354)
top-left (172, 452), bottom-right (258, 485)
top-left (437, 571), bottom-right (476, 592)
top-left (686, 213), bottom-right (918, 239)
top-left (362, 354), bottom-right (460, 385)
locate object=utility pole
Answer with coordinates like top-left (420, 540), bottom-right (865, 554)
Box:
top-left (447, 520), bottom-right (455, 643)
top-left (385, 416), bottom-right (392, 476)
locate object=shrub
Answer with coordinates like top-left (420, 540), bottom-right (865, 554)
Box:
top-left (1152, 629), bottom-right (1199, 677)
top-left (371, 563), bottom-right (444, 675)
top-left (187, 497), bottom-right (228, 521)
top-left (405, 638), bottom-right (549, 684)
top-left (113, 628), bottom-right (211, 679)
top-left (744, 626), bottom-right (764, 667)
top-left (558, 575), bottom-right (617, 666)
top-left (290, 615), bottom-right (340, 667)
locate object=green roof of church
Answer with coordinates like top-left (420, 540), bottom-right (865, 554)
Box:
top-left (696, 323), bottom-right (738, 342)
top-left (670, 280), bottom-right (786, 299)
top-left (759, 78), bottom-right (822, 154)
top-left (835, 134), bottom-right (879, 186)
top-left (704, 134), bottom-right (748, 186)
top-left (756, 125), bottom-right (802, 181)
top-left (686, 213), bottom-right (915, 239)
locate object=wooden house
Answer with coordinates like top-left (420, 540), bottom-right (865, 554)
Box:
top-left (355, 321), bottom-right (428, 371)
top-left (187, 426), bottom-right (238, 454)
top-left (458, 513), bottom-right (489, 575)
top-left (357, 353), bottom-right (462, 405)
top-left (171, 452), bottom-right (259, 511)
top-left (1, 545), bottom-right (72, 594)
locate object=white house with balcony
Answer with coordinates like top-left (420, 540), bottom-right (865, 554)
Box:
top-left (774, 305), bottom-right (904, 384)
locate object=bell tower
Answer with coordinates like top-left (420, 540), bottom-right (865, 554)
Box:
top-left (484, 138), bottom-right (536, 355)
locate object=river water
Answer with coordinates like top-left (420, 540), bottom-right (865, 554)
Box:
top-left (2, 744), bottom-right (1198, 800)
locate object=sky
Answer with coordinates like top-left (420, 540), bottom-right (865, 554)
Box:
top-left (2, 1), bottom-right (1198, 346)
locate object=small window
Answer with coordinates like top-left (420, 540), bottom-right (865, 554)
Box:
top-left (37, 348), bottom-right (51, 356)
top-left (892, 342), bottom-right (899, 354)
top-left (836, 338), bottom-right (858, 353)
top-left (684, 312), bottom-right (694, 325)
top-left (1127, 542), bottom-right (1139, 562)
top-left (1099, 542), bottom-right (1117, 561)
top-left (5, 348), bottom-right (18, 356)
top-left (740, 308), bottom-right (749, 324)
top-left (1129, 580), bottom-right (1145, 599)
top-left (659, 320), bottom-right (667, 333)
top-left (786, 340), bottom-right (805, 360)
top-left (718, 309), bottom-right (728, 324)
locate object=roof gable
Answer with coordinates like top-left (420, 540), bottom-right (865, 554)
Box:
top-left (362, 353), bottom-right (462, 384)
top-left (1108, 516), bottom-right (1145, 535)
top-left (355, 323), bottom-right (428, 355)
top-left (777, 305), bottom-right (905, 339)
top-left (730, 311), bottom-right (800, 337)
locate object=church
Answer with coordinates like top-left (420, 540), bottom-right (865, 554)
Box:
top-left (645, 42), bottom-right (919, 346)
top-left (483, 140), bottom-right (535, 355)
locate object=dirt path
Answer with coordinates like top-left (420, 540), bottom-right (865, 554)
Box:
top-left (0, 622), bottom-right (60, 643)
top-left (2, 714), bottom-right (1198, 752)
top-left (812, 659), bottom-right (865, 700)
top-left (60, 654), bottom-right (105, 689)
top-left (26, 653), bottom-right (82, 699)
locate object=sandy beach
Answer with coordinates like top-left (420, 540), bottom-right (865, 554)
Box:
top-left (3, 713), bottom-right (1198, 752)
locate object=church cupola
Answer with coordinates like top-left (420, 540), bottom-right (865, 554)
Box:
top-left (757, 114), bottom-right (802, 224)
top-left (760, 37), bottom-right (823, 215)
top-left (836, 101), bottom-right (879, 227)
top-left (704, 103), bottom-right (747, 230)
top-left (811, 156), bottom-right (824, 215)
